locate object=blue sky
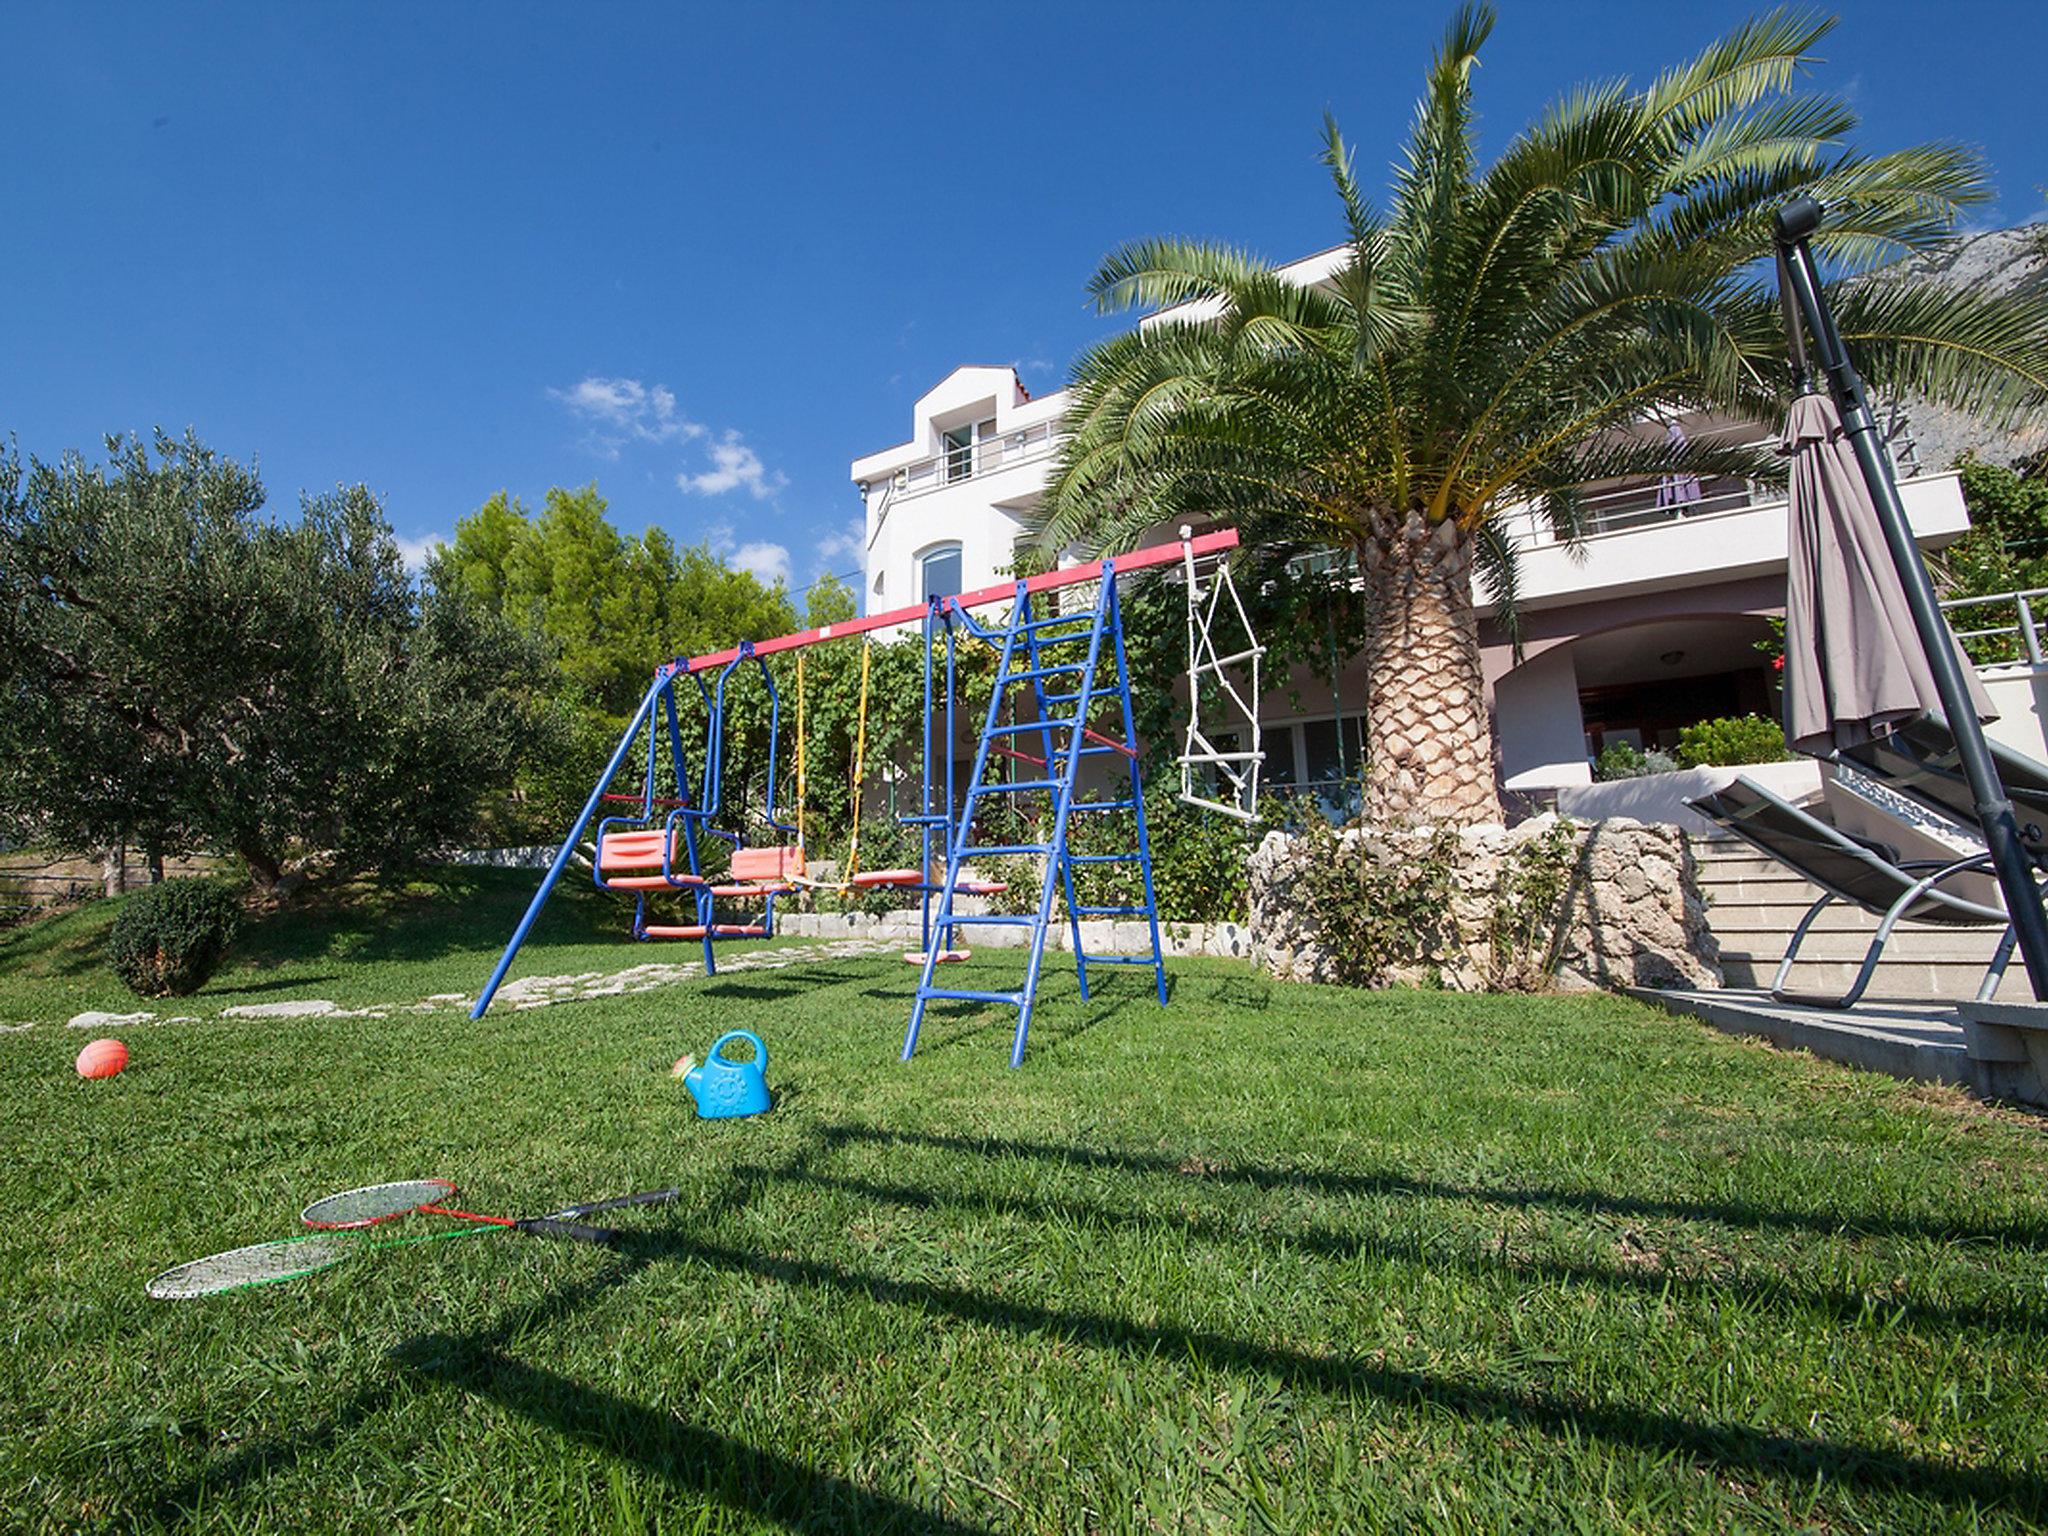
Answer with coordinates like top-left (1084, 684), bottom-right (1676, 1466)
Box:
top-left (5, 2), bottom-right (2044, 605)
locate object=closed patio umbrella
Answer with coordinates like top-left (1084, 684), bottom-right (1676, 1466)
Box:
top-left (1779, 389), bottom-right (1994, 756)
top-left (1776, 196), bottom-right (2048, 998)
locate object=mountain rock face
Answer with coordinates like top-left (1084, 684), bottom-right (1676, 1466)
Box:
top-left (1887, 224), bottom-right (2048, 471)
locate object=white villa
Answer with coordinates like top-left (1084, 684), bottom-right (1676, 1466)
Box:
top-left (847, 248), bottom-right (1984, 810)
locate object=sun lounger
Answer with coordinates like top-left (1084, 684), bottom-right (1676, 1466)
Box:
top-left (1834, 712), bottom-right (2048, 859)
top-left (1685, 775), bottom-right (2017, 1007)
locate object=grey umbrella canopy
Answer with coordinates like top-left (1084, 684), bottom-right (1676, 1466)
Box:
top-left (1780, 391), bottom-right (1994, 756)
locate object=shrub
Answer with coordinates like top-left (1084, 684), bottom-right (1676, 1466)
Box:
top-left (1593, 743), bottom-right (1676, 780)
top-left (1674, 714), bottom-right (1788, 769)
top-left (107, 878), bottom-right (243, 996)
top-left (1293, 821), bottom-right (1461, 987)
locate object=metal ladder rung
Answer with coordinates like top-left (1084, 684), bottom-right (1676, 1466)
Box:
top-left (1068, 800), bottom-right (1136, 814)
top-left (976, 778), bottom-right (1062, 794)
top-left (922, 987), bottom-right (1026, 1005)
top-left (955, 843), bottom-right (1052, 857)
top-left (943, 914), bottom-right (1039, 926)
top-left (1070, 852), bottom-right (1141, 864)
top-left (1071, 904), bottom-right (1149, 916)
top-left (1077, 955), bottom-right (1159, 966)
top-left (986, 719), bottom-right (1079, 738)
top-left (1000, 663), bottom-right (1087, 683)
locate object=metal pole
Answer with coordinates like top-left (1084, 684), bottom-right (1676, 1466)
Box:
top-left (1775, 197), bottom-right (2048, 997)
top-left (471, 666), bottom-right (673, 1018)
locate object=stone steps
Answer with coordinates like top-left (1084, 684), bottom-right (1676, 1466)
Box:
top-left (1690, 833), bottom-right (2019, 1002)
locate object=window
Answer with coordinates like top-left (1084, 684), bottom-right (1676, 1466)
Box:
top-left (940, 418), bottom-right (998, 483)
top-left (920, 543), bottom-right (963, 601)
top-left (942, 425), bottom-right (973, 483)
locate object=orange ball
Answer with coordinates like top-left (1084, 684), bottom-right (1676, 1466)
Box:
top-left (76, 1038), bottom-right (129, 1079)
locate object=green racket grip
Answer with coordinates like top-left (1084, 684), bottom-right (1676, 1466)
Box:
top-left (553, 1187), bottom-right (681, 1220)
top-left (514, 1216), bottom-right (622, 1245)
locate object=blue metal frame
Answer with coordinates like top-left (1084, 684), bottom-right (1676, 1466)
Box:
top-left (473, 661), bottom-right (710, 1017)
top-left (902, 562), bottom-right (1167, 1066)
top-left (476, 567), bottom-right (1171, 1046)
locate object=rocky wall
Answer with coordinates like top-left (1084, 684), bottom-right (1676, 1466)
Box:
top-left (1248, 814), bottom-right (1720, 992)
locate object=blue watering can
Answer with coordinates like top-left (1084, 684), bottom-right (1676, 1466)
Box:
top-left (682, 1031), bottom-right (772, 1119)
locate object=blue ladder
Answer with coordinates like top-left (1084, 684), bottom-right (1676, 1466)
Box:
top-left (902, 561), bottom-right (1167, 1067)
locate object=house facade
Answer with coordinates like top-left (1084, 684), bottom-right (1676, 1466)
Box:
top-left (848, 264), bottom-right (1977, 809)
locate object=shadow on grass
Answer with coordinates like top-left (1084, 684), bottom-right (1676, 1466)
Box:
top-left (116, 1169), bottom-right (2048, 1530)
top-left (204, 972), bottom-right (342, 999)
top-left (117, 1249), bottom-right (995, 1536)
top-left (396, 1339), bottom-right (997, 1534)
top-left (700, 966), bottom-right (891, 1004)
top-left (583, 1221), bottom-right (2048, 1519)
top-left (818, 1124), bottom-right (2048, 1252)
top-left (753, 1161), bottom-right (2047, 1339)
top-left (225, 870), bottom-right (620, 973)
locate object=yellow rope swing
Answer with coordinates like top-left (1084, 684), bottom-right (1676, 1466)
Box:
top-left (788, 639), bottom-right (920, 893)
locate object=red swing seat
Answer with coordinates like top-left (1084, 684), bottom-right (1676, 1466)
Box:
top-left (642, 923), bottom-right (770, 940)
top-left (848, 867), bottom-right (1008, 895)
top-left (597, 828), bottom-right (708, 890)
top-left (713, 845), bottom-right (803, 896)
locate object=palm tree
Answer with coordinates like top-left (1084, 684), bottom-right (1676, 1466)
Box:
top-left (1034, 5), bottom-right (2048, 825)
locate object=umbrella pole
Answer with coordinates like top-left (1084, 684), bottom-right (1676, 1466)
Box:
top-left (1774, 197), bottom-right (2048, 1000)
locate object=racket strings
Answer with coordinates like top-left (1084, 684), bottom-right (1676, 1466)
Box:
top-left (146, 1234), bottom-right (352, 1299)
top-left (300, 1178), bottom-right (457, 1229)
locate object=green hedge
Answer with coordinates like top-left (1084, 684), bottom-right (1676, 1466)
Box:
top-left (107, 878), bottom-right (243, 997)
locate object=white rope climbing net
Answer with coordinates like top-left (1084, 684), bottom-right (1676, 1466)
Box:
top-left (1177, 525), bottom-right (1265, 821)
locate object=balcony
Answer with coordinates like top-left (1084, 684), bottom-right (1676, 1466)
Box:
top-left (1277, 407), bottom-right (1953, 613)
top-left (885, 420), bottom-right (1061, 504)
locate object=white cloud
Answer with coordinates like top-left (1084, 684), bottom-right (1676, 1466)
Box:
top-left (394, 532), bottom-right (447, 573)
top-left (815, 516), bottom-right (864, 567)
top-left (730, 540), bottom-right (792, 587)
top-left (679, 430), bottom-right (787, 500)
top-left (550, 375), bottom-right (704, 457)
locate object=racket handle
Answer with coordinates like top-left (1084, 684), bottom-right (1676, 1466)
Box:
top-left (557, 1187), bottom-right (681, 1220)
top-left (514, 1217), bottom-right (621, 1245)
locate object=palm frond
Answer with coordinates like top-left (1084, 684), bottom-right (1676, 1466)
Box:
top-left (1638, 7), bottom-right (1833, 146)
top-left (1086, 239), bottom-right (1270, 317)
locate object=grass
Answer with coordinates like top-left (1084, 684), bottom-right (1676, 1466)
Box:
top-left (0, 870), bottom-right (688, 1021)
top-left (4, 884), bottom-right (2048, 1531)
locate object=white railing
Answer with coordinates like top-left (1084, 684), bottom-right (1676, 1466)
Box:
top-left (887, 421), bottom-right (1061, 503)
top-left (1497, 405), bottom-right (1921, 551)
top-left (1942, 587), bottom-right (2048, 669)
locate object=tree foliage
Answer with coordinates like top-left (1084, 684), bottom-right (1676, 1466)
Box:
top-left (1934, 454), bottom-right (2048, 663)
top-left (438, 485), bottom-right (799, 715)
top-left (1034, 4), bottom-right (2048, 824)
top-left (0, 432), bottom-right (542, 887)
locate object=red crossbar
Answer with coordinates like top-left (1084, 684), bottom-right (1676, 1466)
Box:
top-left (680, 527), bottom-right (1239, 673)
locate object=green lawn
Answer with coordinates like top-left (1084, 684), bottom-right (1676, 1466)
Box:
top-left (4, 886), bottom-right (2048, 1532)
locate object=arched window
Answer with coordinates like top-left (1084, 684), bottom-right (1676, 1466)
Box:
top-left (919, 542), bottom-right (963, 601)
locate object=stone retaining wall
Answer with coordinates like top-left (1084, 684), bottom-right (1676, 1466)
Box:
top-left (774, 909), bottom-right (1254, 960)
top-left (1248, 814), bottom-right (1720, 992)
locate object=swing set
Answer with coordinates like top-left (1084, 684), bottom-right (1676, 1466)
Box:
top-left (473, 527), bottom-right (1262, 1065)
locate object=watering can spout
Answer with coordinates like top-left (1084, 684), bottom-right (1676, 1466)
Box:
top-left (682, 1030), bottom-right (771, 1119)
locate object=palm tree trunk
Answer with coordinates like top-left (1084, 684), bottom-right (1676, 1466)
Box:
top-left (1358, 509), bottom-right (1502, 826)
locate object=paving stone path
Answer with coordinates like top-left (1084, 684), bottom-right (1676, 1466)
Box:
top-left (35, 936), bottom-right (901, 1034)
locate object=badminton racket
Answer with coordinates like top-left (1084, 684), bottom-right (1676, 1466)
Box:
top-left (146, 1181), bottom-right (677, 1299)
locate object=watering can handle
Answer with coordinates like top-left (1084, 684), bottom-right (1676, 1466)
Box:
top-left (708, 1030), bottom-right (767, 1075)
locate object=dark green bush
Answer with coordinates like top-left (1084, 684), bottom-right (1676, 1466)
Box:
top-left (1673, 714), bottom-right (1788, 769)
top-left (107, 878), bottom-right (243, 996)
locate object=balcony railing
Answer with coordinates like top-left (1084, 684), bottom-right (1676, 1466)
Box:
top-left (886, 421), bottom-right (1061, 504)
top-left (1495, 405), bottom-right (1922, 551)
top-left (1942, 587), bottom-right (2048, 669)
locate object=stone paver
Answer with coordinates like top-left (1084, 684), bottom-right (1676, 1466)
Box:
top-left (22, 937), bottom-right (904, 1035)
